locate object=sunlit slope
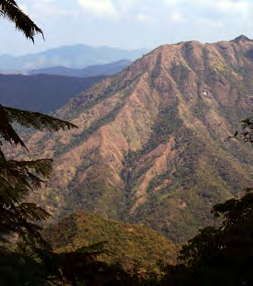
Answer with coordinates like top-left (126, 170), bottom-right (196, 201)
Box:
top-left (44, 210), bottom-right (178, 268)
top-left (17, 35), bottom-right (253, 242)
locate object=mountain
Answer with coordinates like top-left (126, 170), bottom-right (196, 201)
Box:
top-left (0, 60), bottom-right (131, 77)
top-left (0, 73), bottom-right (105, 114)
top-left (26, 60), bottom-right (131, 77)
top-left (43, 210), bottom-right (178, 268)
top-left (0, 44), bottom-right (148, 70)
top-left (10, 35), bottom-right (253, 243)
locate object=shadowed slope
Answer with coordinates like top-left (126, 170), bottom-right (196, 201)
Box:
top-left (0, 74), bottom-right (105, 113)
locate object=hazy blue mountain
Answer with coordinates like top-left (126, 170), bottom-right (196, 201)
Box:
top-left (0, 44), bottom-right (148, 70)
top-left (27, 59), bottom-right (131, 77)
top-left (0, 73), bottom-right (105, 113)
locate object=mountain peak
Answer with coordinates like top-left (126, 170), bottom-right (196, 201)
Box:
top-left (17, 37), bottom-right (253, 243)
top-left (233, 35), bottom-right (252, 43)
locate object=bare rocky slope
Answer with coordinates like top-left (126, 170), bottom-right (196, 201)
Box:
top-left (11, 35), bottom-right (253, 243)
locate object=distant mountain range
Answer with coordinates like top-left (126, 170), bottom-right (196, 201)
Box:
top-left (0, 44), bottom-right (148, 70)
top-left (0, 59), bottom-right (131, 114)
top-left (28, 59), bottom-right (131, 77)
top-left (0, 73), bottom-right (105, 113)
top-left (0, 59), bottom-right (131, 77)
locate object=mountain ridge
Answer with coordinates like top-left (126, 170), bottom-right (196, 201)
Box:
top-left (0, 44), bottom-right (148, 70)
top-left (0, 73), bottom-right (105, 113)
top-left (24, 60), bottom-right (131, 77)
top-left (8, 36), bottom-right (253, 243)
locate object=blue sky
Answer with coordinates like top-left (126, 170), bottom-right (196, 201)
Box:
top-left (1, 0), bottom-right (253, 55)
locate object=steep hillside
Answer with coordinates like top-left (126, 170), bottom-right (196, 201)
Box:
top-left (43, 210), bottom-right (178, 268)
top-left (0, 74), bottom-right (104, 113)
top-left (10, 35), bottom-right (253, 243)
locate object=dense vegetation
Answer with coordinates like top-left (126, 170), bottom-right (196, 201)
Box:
top-left (43, 210), bottom-right (178, 269)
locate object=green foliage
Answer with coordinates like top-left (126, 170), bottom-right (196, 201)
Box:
top-left (44, 210), bottom-right (178, 270)
top-left (170, 62), bottom-right (190, 90)
top-left (151, 53), bottom-right (162, 83)
top-left (0, 104), bottom-right (77, 149)
top-left (0, 4), bottom-right (82, 284)
top-left (0, 106), bottom-right (77, 285)
top-left (0, 103), bottom-right (78, 250)
top-left (239, 118), bottom-right (253, 144)
top-left (161, 189), bottom-right (253, 286)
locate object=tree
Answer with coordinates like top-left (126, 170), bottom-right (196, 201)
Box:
top-left (0, 108), bottom-right (78, 253)
top-left (240, 118), bottom-right (253, 144)
top-left (0, 0), bottom-right (43, 42)
top-left (160, 188), bottom-right (253, 286)
top-left (0, 1), bottom-right (82, 284)
top-left (0, 101), bottom-right (79, 285)
top-left (232, 118), bottom-right (253, 144)
top-left (0, 3), bottom-right (116, 286)
top-left (0, 105), bottom-right (76, 149)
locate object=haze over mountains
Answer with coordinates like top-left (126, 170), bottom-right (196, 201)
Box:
top-left (9, 35), bottom-right (253, 244)
top-left (0, 60), bottom-right (131, 78)
top-left (0, 60), bottom-right (131, 114)
top-left (26, 60), bottom-right (131, 77)
top-left (0, 73), bottom-right (105, 114)
top-left (0, 44), bottom-right (148, 70)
